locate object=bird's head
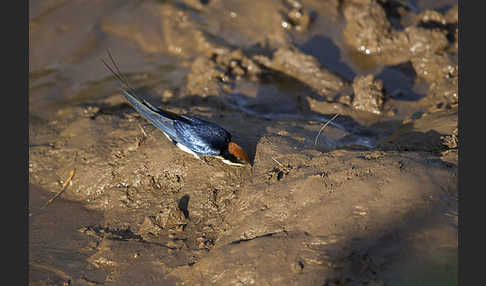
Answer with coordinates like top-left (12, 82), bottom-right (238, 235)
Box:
top-left (220, 141), bottom-right (250, 166)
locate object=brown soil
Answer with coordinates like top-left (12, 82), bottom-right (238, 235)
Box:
top-left (29, 0), bottom-right (458, 285)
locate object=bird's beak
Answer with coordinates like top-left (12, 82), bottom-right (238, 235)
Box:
top-left (228, 142), bottom-right (250, 165)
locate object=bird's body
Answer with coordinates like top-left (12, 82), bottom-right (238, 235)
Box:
top-left (101, 51), bottom-right (249, 166)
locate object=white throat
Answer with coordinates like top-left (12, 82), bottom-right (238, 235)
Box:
top-left (216, 156), bottom-right (245, 166)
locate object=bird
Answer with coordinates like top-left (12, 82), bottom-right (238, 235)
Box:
top-left (101, 51), bottom-right (250, 166)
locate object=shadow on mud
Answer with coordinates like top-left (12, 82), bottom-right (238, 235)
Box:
top-left (324, 205), bottom-right (457, 285)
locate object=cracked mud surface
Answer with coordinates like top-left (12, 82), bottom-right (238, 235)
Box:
top-left (30, 0), bottom-right (458, 285)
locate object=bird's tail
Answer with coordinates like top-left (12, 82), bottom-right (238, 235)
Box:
top-left (100, 50), bottom-right (178, 138)
top-left (100, 50), bottom-right (160, 111)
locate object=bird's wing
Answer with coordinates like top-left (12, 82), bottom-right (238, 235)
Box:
top-left (119, 90), bottom-right (178, 139)
top-left (173, 119), bottom-right (230, 156)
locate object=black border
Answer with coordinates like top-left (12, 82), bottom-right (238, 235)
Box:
top-left (459, 1), bottom-right (480, 286)
top-left (21, 0), bottom-right (28, 284)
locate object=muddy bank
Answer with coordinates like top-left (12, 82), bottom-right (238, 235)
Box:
top-left (29, 0), bottom-right (458, 285)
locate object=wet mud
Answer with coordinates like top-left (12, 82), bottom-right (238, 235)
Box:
top-left (29, 0), bottom-right (458, 285)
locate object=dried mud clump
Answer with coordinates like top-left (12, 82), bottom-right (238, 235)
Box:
top-left (351, 74), bottom-right (385, 114)
top-left (342, 0), bottom-right (392, 52)
top-left (385, 109), bottom-right (457, 154)
top-left (412, 6), bottom-right (458, 48)
top-left (411, 51), bottom-right (458, 107)
top-left (412, 52), bottom-right (454, 83)
top-left (441, 128), bottom-right (458, 150)
top-left (281, 0), bottom-right (314, 32)
top-left (440, 127), bottom-right (458, 165)
top-left (253, 46), bottom-right (348, 100)
top-left (409, 5), bottom-right (458, 108)
top-left (184, 57), bottom-right (221, 97)
top-left (184, 49), bottom-right (264, 98)
top-left (213, 49), bottom-right (262, 82)
top-left (342, 0), bottom-right (449, 65)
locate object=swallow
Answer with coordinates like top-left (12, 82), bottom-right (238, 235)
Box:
top-left (101, 51), bottom-right (250, 166)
